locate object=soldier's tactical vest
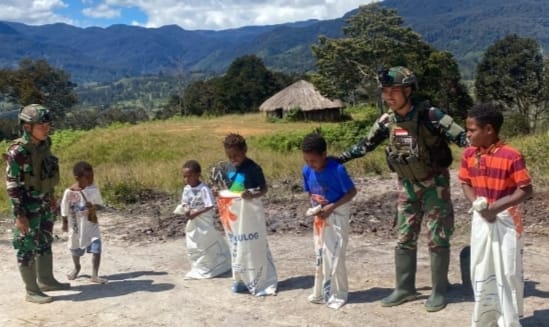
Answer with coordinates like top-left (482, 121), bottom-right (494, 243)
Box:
top-left (384, 105), bottom-right (452, 182)
top-left (10, 137), bottom-right (59, 194)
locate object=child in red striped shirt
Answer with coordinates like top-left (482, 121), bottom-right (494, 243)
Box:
top-left (459, 102), bottom-right (533, 327)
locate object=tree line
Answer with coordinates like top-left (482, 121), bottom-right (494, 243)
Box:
top-left (1, 3), bottom-right (547, 140)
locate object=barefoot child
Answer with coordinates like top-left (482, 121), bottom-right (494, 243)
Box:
top-left (178, 160), bottom-right (231, 279)
top-left (459, 103), bottom-right (533, 326)
top-left (301, 133), bottom-right (357, 309)
top-left (61, 161), bottom-right (107, 284)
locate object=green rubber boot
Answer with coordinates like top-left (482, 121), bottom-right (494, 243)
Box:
top-left (425, 248), bottom-right (450, 312)
top-left (36, 253), bottom-right (71, 291)
top-left (381, 247), bottom-right (417, 307)
top-left (19, 263), bottom-right (53, 304)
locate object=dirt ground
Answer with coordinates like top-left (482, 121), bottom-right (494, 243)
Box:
top-left (1, 171), bottom-right (548, 327)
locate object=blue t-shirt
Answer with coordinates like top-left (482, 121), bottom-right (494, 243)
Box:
top-left (302, 158), bottom-right (355, 205)
top-left (226, 158), bottom-right (266, 192)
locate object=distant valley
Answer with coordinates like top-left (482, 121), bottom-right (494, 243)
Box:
top-left (0, 0), bottom-right (547, 84)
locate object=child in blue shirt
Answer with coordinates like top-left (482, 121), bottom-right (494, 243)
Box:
top-left (301, 133), bottom-right (357, 310)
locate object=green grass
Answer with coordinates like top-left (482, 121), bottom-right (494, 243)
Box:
top-left (1, 111), bottom-right (548, 214)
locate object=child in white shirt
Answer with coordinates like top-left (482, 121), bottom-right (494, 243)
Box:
top-left (61, 161), bottom-right (107, 284)
top-left (179, 160), bottom-right (231, 279)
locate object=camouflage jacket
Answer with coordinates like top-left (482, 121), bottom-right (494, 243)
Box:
top-left (339, 102), bottom-right (469, 163)
top-left (5, 133), bottom-right (59, 219)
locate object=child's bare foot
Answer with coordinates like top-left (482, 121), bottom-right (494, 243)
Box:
top-left (67, 267), bottom-right (80, 280)
top-left (91, 276), bottom-right (108, 284)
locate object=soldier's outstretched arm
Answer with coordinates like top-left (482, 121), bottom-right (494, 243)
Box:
top-left (337, 113), bottom-right (390, 163)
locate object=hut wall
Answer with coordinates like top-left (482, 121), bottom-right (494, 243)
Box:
top-left (302, 108), bottom-right (342, 121)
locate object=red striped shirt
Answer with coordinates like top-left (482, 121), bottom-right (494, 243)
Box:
top-left (458, 142), bottom-right (531, 203)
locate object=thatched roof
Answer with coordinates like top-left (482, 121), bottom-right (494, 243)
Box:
top-left (259, 80), bottom-right (344, 112)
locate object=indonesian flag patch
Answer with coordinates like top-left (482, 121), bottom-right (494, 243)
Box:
top-left (394, 128), bottom-right (409, 136)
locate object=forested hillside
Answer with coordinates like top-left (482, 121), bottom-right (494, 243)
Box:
top-left (381, 0), bottom-right (549, 78)
top-left (1, 0), bottom-right (547, 83)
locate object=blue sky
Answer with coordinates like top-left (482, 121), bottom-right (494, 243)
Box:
top-left (0, 0), bottom-right (377, 31)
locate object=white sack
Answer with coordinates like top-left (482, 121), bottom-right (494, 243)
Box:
top-left (217, 193), bottom-right (277, 296)
top-left (184, 210), bottom-right (231, 279)
top-left (470, 209), bottom-right (524, 327)
top-left (310, 203), bottom-right (350, 309)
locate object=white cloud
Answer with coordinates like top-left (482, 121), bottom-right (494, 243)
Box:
top-left (0, 0), bottom-right (72, 25)
top-left (106, 0), bottom-right (374, 30)
top-left (0, 0), bottom-right (376, 29)
top-left (82, 3), bottom-right (121, 19)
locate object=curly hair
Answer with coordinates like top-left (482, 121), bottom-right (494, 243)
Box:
top-left (223, 133), bottom-right (247, 150)
top-left (301, 133), bottom-right (327, 154)
top-left (73, 161), bottom-right (93, 177)
top-left (182, 160), bottom-right (201, 174)
top-left (467, 102), bottom-right (504, 134)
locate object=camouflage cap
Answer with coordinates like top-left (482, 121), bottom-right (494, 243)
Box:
top-left (19, 104), bottom-right (52, 124)
top-left (377, 66), bottom-right (418, 89)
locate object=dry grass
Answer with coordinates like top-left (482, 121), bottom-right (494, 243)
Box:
top-left (1, 113), bottom-right (546, 214)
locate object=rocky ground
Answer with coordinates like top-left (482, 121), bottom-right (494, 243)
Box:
top-left (1, 170), bottom-right (548, 327)
top-left (117, 171), bottom-right (549, 244)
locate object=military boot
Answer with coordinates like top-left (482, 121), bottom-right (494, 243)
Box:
top-left (460, 246), bottom-right (472, 293)
top-left (19, 262), bottom-right (53, 304)
top-left (381, 247), bottom-right (417, 307)
top-left (36, 253), bottom-right (71, 291)
top-left (425, 248), bottom-right (450, 312)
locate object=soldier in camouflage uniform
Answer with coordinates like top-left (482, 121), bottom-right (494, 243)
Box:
top-left (5, 104), bottom-right (70, 304)
top-left (337, 67), bottom-right (469, 312)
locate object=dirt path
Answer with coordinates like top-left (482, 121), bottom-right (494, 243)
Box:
top-left (1, 171), bottom-right (548, 326)
top-left (1, 216), bottom-right (549, 326)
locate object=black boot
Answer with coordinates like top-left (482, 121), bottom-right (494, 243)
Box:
top-left (381, 247), bottom-right (417, 307)
top-left (425, 248), bottom-right (450, 312)
top-left (460, 246), bottom-right (472, 293)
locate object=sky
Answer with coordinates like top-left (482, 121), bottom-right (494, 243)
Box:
top-left (0, 0), bottom-right (377, 31)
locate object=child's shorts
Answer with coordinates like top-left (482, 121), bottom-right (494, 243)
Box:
top-left (70, 239), bottom-right (102, 256)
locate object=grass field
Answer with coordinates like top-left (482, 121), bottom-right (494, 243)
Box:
top-left (1, 112), bottom-right (548, 213)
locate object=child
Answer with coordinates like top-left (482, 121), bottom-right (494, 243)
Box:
top-left (301, 133), bottom-right (357, 310)
top-left (217, 133), bottom-right (278, 296)
top-left (458, 103), bottom-right (533, 327)
top-left (179, 160), bottom-right (231, 279)
top-left (61, 161), bottom-right (107, 284)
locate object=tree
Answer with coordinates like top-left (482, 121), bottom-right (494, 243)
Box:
top-left (540, 58), bottom-right (549, 131)
top-left (178, 79), bottom-right (217, 116)
top-left (0, 59), bottom-right (78, 120)
top-left (219, 55), bottom-right (280, 113)
top-left (475, 34), bottom-right (545, 133)
top-left (423, 51), bottom-right (473, 121)
top-left (312, 3), bottom-right (471, 116)
top-left (170, 55), bottom-right (293, 117)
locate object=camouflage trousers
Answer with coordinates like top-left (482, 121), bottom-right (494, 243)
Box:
top-left (395, 170), bottom-right (454, 250)
top-left (12, 207), bottom-right (55, 266)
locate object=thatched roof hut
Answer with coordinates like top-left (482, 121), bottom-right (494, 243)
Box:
top-left (259, 80), bottom-right (344, 121)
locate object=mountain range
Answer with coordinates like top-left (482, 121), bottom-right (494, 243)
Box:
top-left (0, 0), bottom-right (548, 83)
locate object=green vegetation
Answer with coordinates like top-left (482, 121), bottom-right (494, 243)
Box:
top-left (475, 35), bottom-right (547, 133)
top-left (2, 2), bottom-right (549, 217)
top-left (2, 112), bottom-right (547, 215)
top-left (169, 55), bottom-right (297, 117)
top-left (0, 59), bottom-right (77, 117)
top-left (381, 0), bottom-right (549, 81)
top-left (311, 4), bottom-right (473, 121)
